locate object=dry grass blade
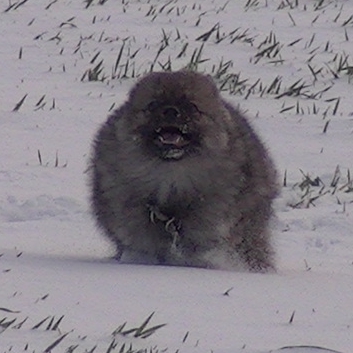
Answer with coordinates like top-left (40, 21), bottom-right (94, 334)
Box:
top-left (138, 323), bottom-right (167, 338)
top-left (298, 170), bottom-right (321, 189)
top-left (288, 12), bottom-right (296, 26)
top-left (288, 310), bottom-right (295, 324)
top-left (14, 0), bottom-right (29, 9)
top-left (112, 322), bottom-right (127, 335)
top-left (222, 287), bottom-right (234, 296)
top-left (46, 316), bottom-right (56, 330)
top-left (322, 120), bottom-right (330, 133)
top-left (0, 307), bottom-right (21, 313)
top-left (31, 316), bottom-right (50, 329)
top-left (35, 95), bottom-right (46, 107)
top-left (85, 0), bottom-right (94, 9)
top-left (38, 150), bottom-right (43, 166)
top-left (106, 339), bottom-right (118, 353)
top-left (275, 79), bottom-right (309, 99)
top-left (86, 345), bottom-right (97, 353)
top-left (43, 332), bottom-right (70, 352)
top-left (195, 23), bottom-right (220, 42)
top-left (133, 312), bottom-right (159, 336)
top-left (113, 42), bottom-right (126, 75)
top-left (5, 0), bottom-right (29, 11)
top-left (51, 315), bottom-right (64, 331)
top-left (12, 317), bottom-right (28, 329)
top-left (113, 312), bottom-right (166, 339)
top-left (281, 346), bottom-right (343, 353)
top-left (12, 94), bottom-right (28, 112)
top-left (255, 43), bottom-right (280, 59)
top-left (280, 105), bottom-right (295, 113)
top-left (330, 166), bottom-right (340, 188)
top-left (288, 38), bottom-right (302, 46)
top-left (90, 51), bottom-right (101, 64)
top-left (118, 343), bottom-right (126, 353)
top-left (4, 2), bottom-right (17, 11)
top-left (66, 344), bottom-right (79, 353)
top-left (176, 42), bottom-right (188, 59)
top-left (0, 318), bottom-right (17, 332)
top-left (45, 0), bottom-right (58, 10)
top-left (55, 151), bottom-right (59, 168)
top-left (332, 98), bottom-right (340, 115)
top-left (342, 14), bottom-right (353, 27)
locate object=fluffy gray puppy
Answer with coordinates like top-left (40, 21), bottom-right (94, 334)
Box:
top-left (90, 71), bottom-right (278, 272)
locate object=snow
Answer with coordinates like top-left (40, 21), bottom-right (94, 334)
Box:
top-left (1, 0), bottom-right (353, 352)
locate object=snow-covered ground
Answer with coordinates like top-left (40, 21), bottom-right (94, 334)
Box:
top-left (1, 1), bottom-right (353, 352)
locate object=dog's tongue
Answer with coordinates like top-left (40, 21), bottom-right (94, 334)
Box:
top-left (159, 132), bottom-right (183, 145)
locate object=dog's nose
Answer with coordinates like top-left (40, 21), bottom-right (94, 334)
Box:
top-left (163, 106), bottom-right (181, 119)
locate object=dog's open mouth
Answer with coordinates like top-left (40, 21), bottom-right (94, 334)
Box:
top-left (155, 126), bottom-right (191, 147)
top-left (154, 126), bottom-right (192, 159)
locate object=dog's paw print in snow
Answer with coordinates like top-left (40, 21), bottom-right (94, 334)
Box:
top-left (0, 195), bottom-right (84, 222)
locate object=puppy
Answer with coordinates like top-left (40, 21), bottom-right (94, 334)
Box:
top-left (90, 71), bottom-right (278, 272)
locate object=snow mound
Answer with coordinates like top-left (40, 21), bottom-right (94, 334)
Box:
top-left (0, 195), bottom-right (84, 222)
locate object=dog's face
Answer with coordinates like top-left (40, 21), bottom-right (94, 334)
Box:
top-left (125, 71), bottom-right (226, 160)
top-left (137, 94), bottom-right (202, 160)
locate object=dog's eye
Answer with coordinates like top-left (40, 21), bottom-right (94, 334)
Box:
top-left (189, 102), bottom-right (201, 114)
top-left (146, 100), bottom-right (160, 112)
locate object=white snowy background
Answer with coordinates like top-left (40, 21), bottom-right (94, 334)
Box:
top-left (0, 0), bottom-right (353, 352)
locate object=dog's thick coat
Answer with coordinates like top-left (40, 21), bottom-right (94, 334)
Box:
top-left (90, 71), bottom-right (278, 271)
